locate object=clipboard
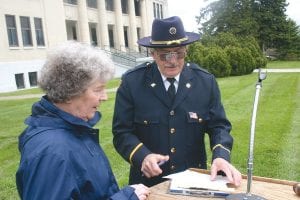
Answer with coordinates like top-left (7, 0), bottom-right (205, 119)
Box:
top-left (164, 169), bottom-right (235, 198)
top-left (168, 180), bottom-right (231, 198)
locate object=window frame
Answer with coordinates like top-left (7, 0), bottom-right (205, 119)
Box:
top-left (20, 16), bottom-right (33, 47)
top-left (34, 17), bottom-right (45, 46)
top-left (15, 73), bottom-right (25, 89)
top-left (5, 14), bottom-right (19, 47)
top-left (87, 0), bottom-right (97, 8)
top-left (28, 72), bottom-right (38, 87)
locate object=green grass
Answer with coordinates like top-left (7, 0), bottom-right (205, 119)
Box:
top-left (0, 67), bottom-right (299, 199)
top-left (0, 78), bottom-right (121, 97)
top-left (0, 88), bottom-right (43, 97)
top-left (266, 60), bottom-right (300, 68)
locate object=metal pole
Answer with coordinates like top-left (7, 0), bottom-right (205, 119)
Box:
top-left (226, 69), bottom-right (267, 200)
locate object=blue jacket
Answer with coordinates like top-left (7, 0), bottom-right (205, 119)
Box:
top-left (16, 96), bottom-right (138, 200)
top-left (113, 62), bottom-right (233, 186)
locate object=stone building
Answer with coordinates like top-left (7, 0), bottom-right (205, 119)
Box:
top-left (0, 0), bottom-right (168, 92)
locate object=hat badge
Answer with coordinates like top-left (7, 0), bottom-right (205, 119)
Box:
top-left (169, 27), bottom-right (177, 35)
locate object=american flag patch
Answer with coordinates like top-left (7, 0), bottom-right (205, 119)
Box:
top-left (188, 112), bottom-right (198, 119)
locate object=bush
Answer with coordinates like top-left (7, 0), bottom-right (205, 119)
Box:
top-left (202, 47), bottom-right (231, 77)
top-left (239, 36), bottom-right (267, 69)
top-left (186, 33), bottom-right (267, 77)
top-left (186, 42), bottom-right (206, 64)
top-left (226, 46), bottom-right (258, 75)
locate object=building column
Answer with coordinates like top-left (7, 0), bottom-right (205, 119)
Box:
top-left (128, 0), bottom-right (138, 51)
top-left (140, 0), bottom-right (149, 38)
top-left (77, 0), bottom-right (90, 43)
top-left (98, 0), bottom-right (110, 50)
top-left (114, 0), bottom-right (125, 51)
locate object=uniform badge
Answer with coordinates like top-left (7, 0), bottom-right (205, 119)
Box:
top-left (186, 83), bottom-right (191, 88)
top-left (150, 83), bottom-right (156, 87)
top-left (169, 27), bottom-right (177, 35)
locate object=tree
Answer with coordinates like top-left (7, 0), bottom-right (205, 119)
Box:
top-left (197, 0), bottom-right (258, 37)
top-left (196, 0), bottom-right (300, 59)
top-left (254, 0), bottom-right (289, 50)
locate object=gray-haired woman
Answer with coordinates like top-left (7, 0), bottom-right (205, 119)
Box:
top-left (16, 41), bottom-right (150, 200)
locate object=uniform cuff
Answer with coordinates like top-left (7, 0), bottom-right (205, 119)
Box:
top-left (129, 143), bottom-right (151, 169)
top-left (212, 144), bottom-right (231, 162)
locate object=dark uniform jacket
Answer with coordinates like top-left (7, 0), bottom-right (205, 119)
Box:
top-left (112, 62), bottom-right (233, 187)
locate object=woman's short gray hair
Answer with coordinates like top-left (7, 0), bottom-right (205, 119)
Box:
top-left (39, 41), bottom-right (115, 103)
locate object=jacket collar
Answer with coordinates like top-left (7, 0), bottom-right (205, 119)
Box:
top-left (26, 96), bottom-right (101, 130)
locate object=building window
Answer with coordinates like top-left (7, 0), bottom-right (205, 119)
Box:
top-left (5, 15), bottom-right (19, 47)
top-left (64, 0), bottom-right (77, 5)
top-left (29, 72), bottom-right (38, 87)
top-left (15, 73), bottom-right (25, 89)
top-left (153, 3), bottom-right (156, 18)
top-left (134, 0), bottom-right (141, 16)
top-left (90, 26), bottom-right (97, 46)
top-left (160, 4), bottom-right (163, 18)
top-left (72, 26), bottom-right (77, 40)
top-left (34, 18), bottom-right (45, 46)
top-left (87, 0), bottom-right (97, 8)
top-left (20, 16), bottom-right (33, 46)
top-left (153, 3), bottom-right (163, 19)
top-left (124, 26), bottom-right (128, 47)
top-left (156, 3), bottom-right (160, 19)
top-left (108, 25), bottom-right (114, 48)
top-left (106, 0), bottom-right (114, 11)
top-left (121, 0), bottom-right (128, 14)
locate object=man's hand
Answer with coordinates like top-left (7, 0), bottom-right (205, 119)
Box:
top-left (141, 154), bottom-right (169, 178)
top-left (211, 158), bottom-right (242, 187)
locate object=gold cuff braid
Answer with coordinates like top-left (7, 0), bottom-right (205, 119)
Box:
top-left (129, 143), bottom-right (143, 165)
top-left (212, 144), bottom-right (231, 154)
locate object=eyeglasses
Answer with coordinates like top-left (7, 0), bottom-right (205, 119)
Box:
top-left (156, 51), bottom-right (186, 61)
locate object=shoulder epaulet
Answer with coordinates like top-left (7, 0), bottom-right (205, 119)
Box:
top-left (123, 62), bottom-right (152, 76)
top-left (186, 62), bottom-right (211, 75)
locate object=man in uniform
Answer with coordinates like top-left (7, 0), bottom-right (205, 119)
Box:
top-left (112, 16), bottom-right (242, 187)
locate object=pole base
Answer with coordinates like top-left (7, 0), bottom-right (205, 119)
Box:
top-left (226, 193), bottom-right (267, 200)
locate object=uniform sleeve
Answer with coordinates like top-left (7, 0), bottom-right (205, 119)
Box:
top-left (112, 75), bottom-right (152, 170)
top-left (206, 76), bottom-right (233, 162)
top-left (16, 153), bottom-right (77, 200)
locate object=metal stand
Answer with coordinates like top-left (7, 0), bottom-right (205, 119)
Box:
top-left (226, 69), bottom-right (267, 200)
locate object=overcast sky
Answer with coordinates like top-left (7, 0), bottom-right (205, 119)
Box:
top-left (168, 0), bottom-right (300, 33)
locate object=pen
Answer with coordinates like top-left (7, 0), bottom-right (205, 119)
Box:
top-left (157, 160), bottom-right (167, 166)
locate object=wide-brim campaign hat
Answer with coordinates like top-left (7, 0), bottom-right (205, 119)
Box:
top-left (137, 16), bottom-right (200, 48)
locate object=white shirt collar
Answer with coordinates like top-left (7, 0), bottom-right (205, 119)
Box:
top-left (161, 74), bottom-right (180, 83)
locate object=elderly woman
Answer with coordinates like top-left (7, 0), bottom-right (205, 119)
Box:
top-left (16, 41), bottom-right (150, 200)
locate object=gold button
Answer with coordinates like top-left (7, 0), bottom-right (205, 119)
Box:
top-left (171, 165), bottom-right (176, 170)
top-left (143, 120), bottom-right (148, 124)
top-left (198, 118), bottom-right (202, 123)
top-left (170, 128), bottom-right (175, 134)
top-left (170, 110), bottom-right (175, 116)
top-left (171, 147), bottom-right (176, 153)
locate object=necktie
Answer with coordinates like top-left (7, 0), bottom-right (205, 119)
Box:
top-left (167, 78), bottom-right (176, 102)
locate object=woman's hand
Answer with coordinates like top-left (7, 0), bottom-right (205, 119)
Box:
top-left (131, 184), bottom-right (150, 200)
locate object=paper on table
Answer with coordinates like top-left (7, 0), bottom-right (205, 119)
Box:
top-left (163, 169), bottom-right (235, 192)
